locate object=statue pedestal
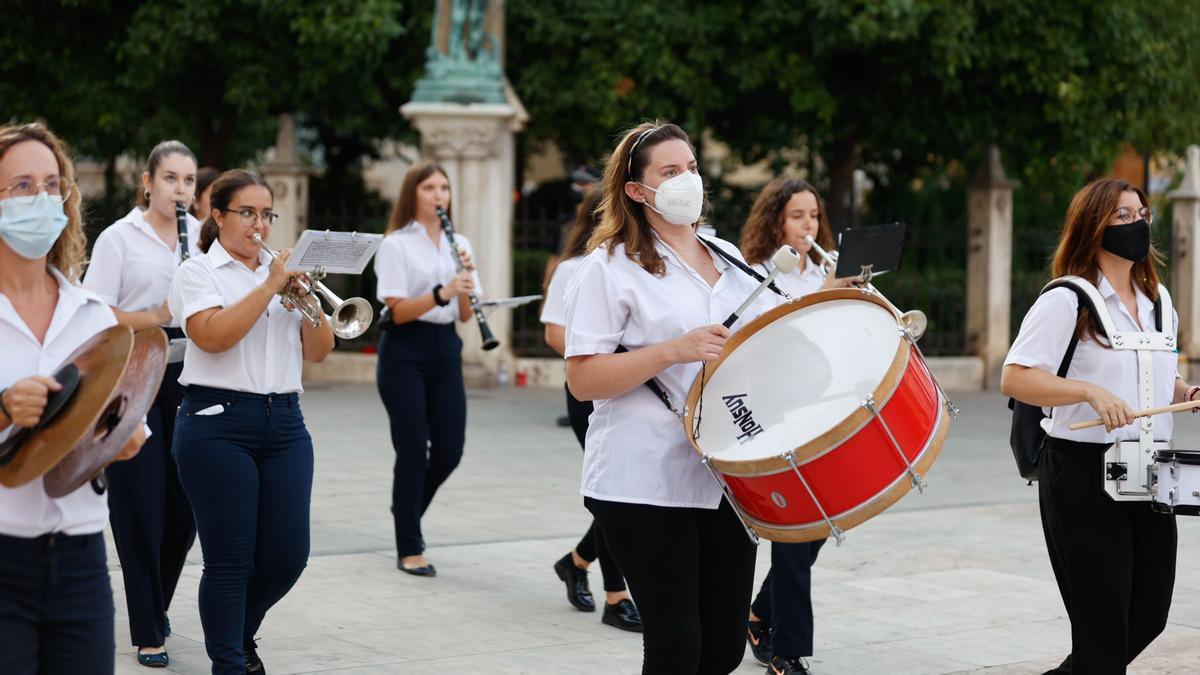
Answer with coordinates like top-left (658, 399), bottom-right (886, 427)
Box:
top-left (401, 100), bottom-right (527, 384)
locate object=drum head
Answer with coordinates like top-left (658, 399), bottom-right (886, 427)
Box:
top-left (686, 292), bottom-right (904, 465)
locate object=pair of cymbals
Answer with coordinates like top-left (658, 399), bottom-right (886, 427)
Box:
top-left (0, 325), bottom-right (167, 498)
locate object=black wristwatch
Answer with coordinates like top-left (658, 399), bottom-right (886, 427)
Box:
top-left (432, 284), bottom-right (451, 307)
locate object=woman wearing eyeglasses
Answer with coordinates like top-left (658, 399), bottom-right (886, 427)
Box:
top-left (169, 169), bottom-right (333, 675)
top-left (0, 122), bottom-right (147, 675)
top-left (1002, 178), bottom-right (1189, 674)
top-left (83, 139), bottom-right (201, 668)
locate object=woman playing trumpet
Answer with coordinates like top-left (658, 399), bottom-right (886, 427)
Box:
top-left (169, 169), bottom-right (333, 675)
top-left (374, 160), bottom-right (481, 577)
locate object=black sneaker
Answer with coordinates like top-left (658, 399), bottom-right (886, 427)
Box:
top-left (244, 638), bottom-right (265, 674)
top-left (601, 598), bottom-right (643, 632)
top-left (553, 553), bottom-right (595, 612)
top-left (747, 619), bottom-right (771, 665)
top-left (767, 656), bottom-right (812, 675)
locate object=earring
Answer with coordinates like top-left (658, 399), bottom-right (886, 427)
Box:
top-left (144, 190), bottom-right (151, 202)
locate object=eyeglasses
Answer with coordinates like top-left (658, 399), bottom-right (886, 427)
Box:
top-left (221, 207), bottom-right (279, 227)
top-left (1113, 205), bottom-right (1153, 225)
top-left (0, 176), bottom-right (74, 204)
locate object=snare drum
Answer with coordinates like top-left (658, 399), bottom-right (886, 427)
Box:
top-left (683, 289), bottom-right (954, 543)
top-left (1151, 449), bottom-right (1200, 516)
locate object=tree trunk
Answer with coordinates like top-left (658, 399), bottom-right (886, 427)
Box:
top-left (827, 135), bottom-right (860, 231)
top-left (196, 109), bottom-right (238, 169)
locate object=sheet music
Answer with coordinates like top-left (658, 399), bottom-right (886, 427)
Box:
top-left (285, 230), bottom-right (383, 275)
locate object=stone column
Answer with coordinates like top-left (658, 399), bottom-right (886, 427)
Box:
top-left (1169, 145), bottom-right (1200, 378)
top-left (260, 113), bottom-right (309, 249)
top-left (966, 146), bottom-right (1018, 389)
top-left (401, 96), bottom-right (528, 382)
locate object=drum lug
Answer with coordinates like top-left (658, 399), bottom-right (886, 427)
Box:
top-left (782, 450), bottom-right (846, 546)
top-left (701, 455), bottom-right (760, 546)
top-left (860, 395), bottom-right (927, 494)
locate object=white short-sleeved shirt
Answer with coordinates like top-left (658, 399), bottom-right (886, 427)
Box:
top-left (0, 268), bottom-right (116, 537)
top-left (540, 256), bottom-right (584, 326)
top-left (564, 237), bottom-right (781, 509)
top-left (756, 255), bottom-right (825, 299)
top-left (374, 220), bottom-right (483, 324)
top-left (82, 207), bottom-right (202, 328)
top-left (169, 240), bottom-right (304, 394)
top-left (1004, 274), bottom-right (1179, 443)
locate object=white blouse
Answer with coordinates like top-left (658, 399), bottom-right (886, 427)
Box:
top-left (374, 220), bottom-right (483, 324)
top-left (82, 207), bottom-right (202, 328)
top-left (0, 268), bottom-right (116, 537)
top-left (756, 255), bottom-right (826, 299)
top-left (540, 256), bottom-right (584, 326)
top-left (1004, 274), bottom-right (1179, 443)
top-left (564, 237), bottom-right (780, 509)
top-left (169, 240), bottom-right (305, 394)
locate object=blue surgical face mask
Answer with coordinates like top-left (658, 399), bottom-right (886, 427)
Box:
top-left (0, 193), bottom-right (68, 259)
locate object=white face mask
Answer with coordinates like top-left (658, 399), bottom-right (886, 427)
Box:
top-left (639, 171), bottom-right (704, 225)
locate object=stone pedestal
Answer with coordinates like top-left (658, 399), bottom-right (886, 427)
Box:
top-left (260, 114), bottom-right (309, 249)
top-left (401, 98), bottom-right (528, 382)
top-left (966, 146), bottom-right (1017, 390)
top-left (1169, 145), bottom-right (1200, 379)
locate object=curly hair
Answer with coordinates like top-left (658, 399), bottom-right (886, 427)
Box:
top-left (739, 177), bottom-right (835, 267)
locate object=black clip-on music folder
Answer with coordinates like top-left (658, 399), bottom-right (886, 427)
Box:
top-left (834, 221), bottom-right (906, 284)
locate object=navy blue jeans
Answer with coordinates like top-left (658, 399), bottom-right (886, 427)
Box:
top-left (173, 386), bottom-right (313, 675)
top-left (376, 321), bottom-right (465, 558)
top-left (750, 539), bottom-right (826, 658)
top-left (0, 532), bottom-right (115, 675)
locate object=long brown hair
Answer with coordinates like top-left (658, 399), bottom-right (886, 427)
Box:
top-left (197, 170), bottom-right (273, 253)
top-left (544, 189), bottom-right (603, 291)
top-left (740, 177), bottom-right (835, 267)
top-left (1051, 177), bottom-right (1162, 341)
top-left (0, 123), bottom-right (86, 280)
top-left (387, 160), bottom-right (450, 234)
top-left (588, 122), bottom-right (699, 276)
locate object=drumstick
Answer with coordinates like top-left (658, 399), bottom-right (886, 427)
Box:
top-left (722, 246), bottom-right (800, 328)
top-left (1068, 400), bottom-right (1200, 430)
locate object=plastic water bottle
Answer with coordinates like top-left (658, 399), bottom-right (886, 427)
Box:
top-left (497, 363), bottom-right (511, 387)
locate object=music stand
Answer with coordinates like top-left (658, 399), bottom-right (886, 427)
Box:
top-left (834, 222), bottom-right (906, 282)
top-left (477, 295), bottom-right (542, 315)
top-left (285, 230), bottom-right (384, 276)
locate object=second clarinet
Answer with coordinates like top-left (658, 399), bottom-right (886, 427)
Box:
top-left (436, 206), bottom-right (499, 351)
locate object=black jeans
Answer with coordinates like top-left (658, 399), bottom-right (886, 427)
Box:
top-left (1039, 438), bottom-right (1176, 674)
top-left (565, 386), bottom-right (625, 593)
top-left (586, 497), bottom-right (756, 674)
top-left (107, 358), bottom-right (195, 647)
top-left (377, 321), bottom-right (466, 557)
top-left (750, 539), bottom-right (825, 658)
top-left (174, 386), bottom-right (314, 675)
top-left (0, 532), bottom-right (115, 675)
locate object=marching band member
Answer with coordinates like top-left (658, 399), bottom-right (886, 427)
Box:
top-left (0, 122), bottom-right (146, 675)
top-left (542, 190), bottom-right (641, 632)
top-left (1002, 178), bottom-right (1188, 674)
top-left (83, 139), bottom-right (201, 668)
top-left (374, 161), bottom-right (480, 578)
top-left (169, 169), bottom-right (333, 675)
top-left (564, 121), bottom-right (777, 674)
top-left (736, 177), bottom-right (858, 675)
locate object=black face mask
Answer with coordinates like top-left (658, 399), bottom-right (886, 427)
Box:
top-left (1100, 219), bottom-right (1151, 262)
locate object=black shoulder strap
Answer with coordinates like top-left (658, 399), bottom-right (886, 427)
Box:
top-left (697, 236), bottom-right (787, 297)
top-left (614, 345), bottom-right (676, 413)
top-left (1154, 295), bottom-right (1162, 332)
top-left (1042, 279), bottom-right (1108, 340)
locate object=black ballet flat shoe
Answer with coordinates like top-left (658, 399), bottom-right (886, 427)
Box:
top-left (747, 618), bottom-right (772, 665)
top-left (767, 656), bottom-right (812, 675)
top-left (601, 598), bottom-right (643, 632)
top-left (397, 559), bottom-right (437, 577)
top-left (136, 650), bottom-right (169, 668)
top-left (244, 638), bottom-right (266, 674)
top-left (164, 614), bottom-right (171, 638)
top-left (553, 553), bottom-right (595, 612)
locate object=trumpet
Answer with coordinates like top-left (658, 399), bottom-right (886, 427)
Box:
top-left (252, 234), bottom-right (374, 340)
top-left (805, 234), bottom-right (928, 340)
top-left (436, 206), bottom-right (499, 351)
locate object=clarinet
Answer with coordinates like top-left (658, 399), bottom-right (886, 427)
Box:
top-left (436, 206), bottom-right (499, 351)
top-left (175, 202), bottom-right (189, 262)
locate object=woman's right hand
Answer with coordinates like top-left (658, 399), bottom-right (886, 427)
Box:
top-left (666, 325), bottom-right (730, 364)
top-left (818, 273), bottom-right (862, 291)
top-left (442, 270), bottom-right (475, 298)
top-left (2, 376), bottom-right (62, 428)
top-left (154, 300), bottom-right (173, 326)
top-left (1084, 384), bottom-right (1136, 432)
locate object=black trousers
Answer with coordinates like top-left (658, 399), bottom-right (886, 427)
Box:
top-left (0, 532), bottom-right (115, 675)
top-left (1039, 438), bottom-right (1176, 674)
top-left (377, 321), bottom-right (466, 558)
top-left (564, 386), bottom-right (625, 593)
top-left (750, 539), bottom-right (825, 658)
top-left (106, 358), bottom-right (195, 647)
top-left (586, 497), bottom-right (756, 675)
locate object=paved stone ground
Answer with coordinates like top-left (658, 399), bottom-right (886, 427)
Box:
top-left (110, 385), bottom-right (1200, 674)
